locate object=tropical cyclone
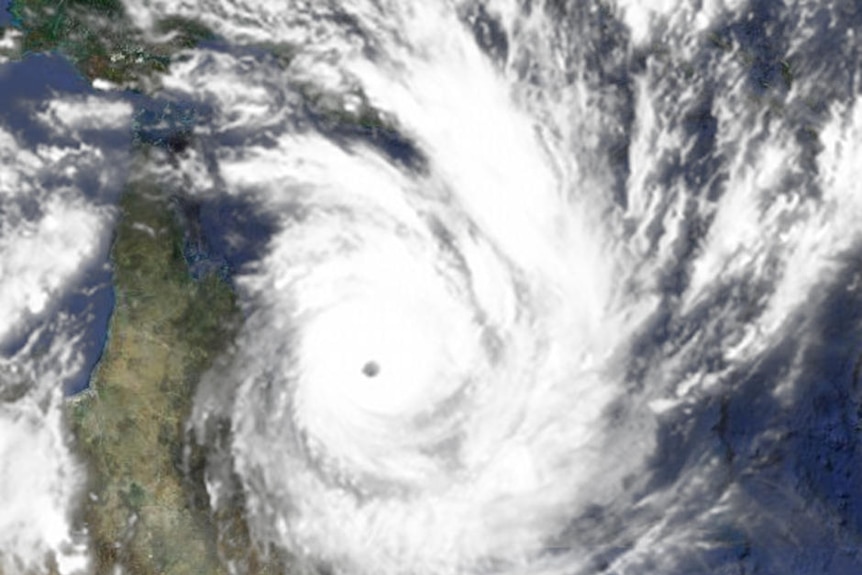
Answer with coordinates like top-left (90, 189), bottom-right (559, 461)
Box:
top-left (165, 2), bottom-right (647, 574)
top-left (116, 0), bottom-right (862, 573)
top-left (188, 127), bottom-right (634, 573)
top-left (3, 0), bottom-right (852, 573)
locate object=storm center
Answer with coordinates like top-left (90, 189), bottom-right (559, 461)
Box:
top-left (362, 361), bottom-right (380, 378)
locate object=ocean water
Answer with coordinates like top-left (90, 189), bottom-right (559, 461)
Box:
top-left (1, 0), bottom-right (862, 573)
top-left (0, 54), bottom-right (122, 395)
top-left (0, 1), bottom-right (11, 28)
top-left (0, 50), bottom-right (130, 573)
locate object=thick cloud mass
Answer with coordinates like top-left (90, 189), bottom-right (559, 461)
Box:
top-left (120, 0), bottom-right (862, 573)
top-left (0, 57), bottom-right (131, 573)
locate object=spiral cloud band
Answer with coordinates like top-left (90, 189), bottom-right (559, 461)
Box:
top-left (189, 106), bottom-right (636, 573)
top-left (1, 0), bottom-right (862, 572)
top-left (131, 0), bottom-right (862, 573)
top-left (149, 3), bottom-right (653, 573)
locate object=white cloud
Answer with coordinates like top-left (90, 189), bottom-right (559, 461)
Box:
top-left (175, 4), bottom-right (643, 575)
top-left (127, 2), bottom-right (862, 574)
top-left (36, 96), bottom-right (132, 138)
top-left (0, 27), bottom-right (22, 56)
top-left (0, 331), bottom-right (90, 575)
top-left (0, 196), bottom-right (108, 341)
top-left (0, 89), bottom-right (129, 573)
top-left (615, 0), bottom-right (746, 45)
top-left (0, 126), bottom-right (113, 344)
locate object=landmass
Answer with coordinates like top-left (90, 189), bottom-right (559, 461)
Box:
top-left (1, 1), bottom-right (392, 572)
top-left (8, 0), bottom-right (214, 89)
top-left (1, 1), bottom-right (286, 572)
top-left (68, 147), bottom-right (285, 574)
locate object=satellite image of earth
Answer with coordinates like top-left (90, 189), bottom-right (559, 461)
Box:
top-left (1, 1), bottom-right (862, 574)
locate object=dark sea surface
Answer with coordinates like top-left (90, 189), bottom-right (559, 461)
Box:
top-left (0, 53), bottom-right (118, 395)
top-left (0, 1), bottom-right (11, 27)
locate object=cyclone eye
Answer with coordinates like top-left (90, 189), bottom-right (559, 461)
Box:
top-left (361, 360), bottom-right (381, 378)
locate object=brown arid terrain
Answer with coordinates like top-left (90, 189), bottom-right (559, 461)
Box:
top-left (65, 151), bottom-right (284, 574)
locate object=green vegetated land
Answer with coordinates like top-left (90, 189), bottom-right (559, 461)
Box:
top-left (65, 148), bottom-right (285, 575)
top-left (1, 2), bottom-right (363, 573)
top-left (8, 0), bottom-right (215, 88)
top-left (2, 1), bottom-right (287, 573)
